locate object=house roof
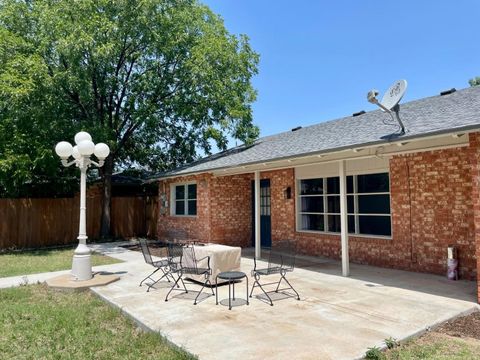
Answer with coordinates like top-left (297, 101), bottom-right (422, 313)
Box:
top-left (152, 86), bottom-right (480, 179)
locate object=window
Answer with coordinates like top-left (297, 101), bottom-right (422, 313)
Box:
top-left (299, 177), bottom-right (340, 232)
top-left (172, 183), bottom-right (197, 216)
top-left (299, 172), bottom-right (391, 237)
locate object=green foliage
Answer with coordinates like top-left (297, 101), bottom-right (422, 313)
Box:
top-left (384, 337), bottom-right (399, 350)
top-left (0, 0), bottom-right (259, 197)
top-left (365, 346), bottom-right (386, 360)
top-left (469, 77), bottom-right (480, 87)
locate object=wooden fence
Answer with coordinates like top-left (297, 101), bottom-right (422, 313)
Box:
top-left (0, 195), bottom-right (158, 250)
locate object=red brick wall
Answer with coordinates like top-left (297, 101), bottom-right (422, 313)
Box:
top-left (262, 169), bottom-right (296, 242)
top-left (294, 145), bottom-right (476, 280)
top-left (157, 174), bottom-right (212, 243)
top-left (158, 136), bottom-right (479, 283)
top-left (157, 173), bottom-right (252, 247)
top-left (210, 174), bottom-right (253, 247)
top-left (469, 133), bottom-right (480, 301)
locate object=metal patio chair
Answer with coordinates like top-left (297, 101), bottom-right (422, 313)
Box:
top-left (249, 240), bottom-right (300, 306)
top-left (138, 238), bottom-right (173, 292)
top-left (165, 243), bottom-right (215, 305)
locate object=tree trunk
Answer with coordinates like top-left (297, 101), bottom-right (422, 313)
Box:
top-left (100, 156), bottom-right (113, 238)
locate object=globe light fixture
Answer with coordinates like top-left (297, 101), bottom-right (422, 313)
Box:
top-left (74, 131), bottom-right (92, 144)
top-left (77, 139), bottom-right (95, 156)
top-left (54, 131), bottom-right (110, 281)
top-left (55, 141), bottom-right (73, 159)
top-left (72, 146), bottom-right (81, 160)
top-left (94, 143), bottom-right (110, 160)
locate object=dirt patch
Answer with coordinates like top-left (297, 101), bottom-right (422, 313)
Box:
top-left (436, 311), bottom-right (480, 340)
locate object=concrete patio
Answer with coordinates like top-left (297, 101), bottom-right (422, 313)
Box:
top-left (90, 243), bottom-right (478, 360)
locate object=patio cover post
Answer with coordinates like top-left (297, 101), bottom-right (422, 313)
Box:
top-left (254, 171), bottom-right (261, 258)
top-left (339, 160), bottom-right (350, 276)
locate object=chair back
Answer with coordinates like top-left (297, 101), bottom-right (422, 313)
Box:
top-left (181, 246), bottom-right (199, 274)
top-left (166, 242), bottom-right (185, 272)
top-left (268, 240), bottom-right (296, 271)
top-left (139, 238), bottom-right (153, 265)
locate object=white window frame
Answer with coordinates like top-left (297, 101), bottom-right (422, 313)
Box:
top-left (296, 170), bottom-right (392, 239)
top-left (298, 177), bottom-right (342, 233)
top-left (170, 181), bottom-right (197, 217)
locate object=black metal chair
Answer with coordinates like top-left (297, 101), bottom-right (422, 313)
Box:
top-left (165, 243), bottom-right (215, 305)
top-left (138, 238), bottom-right (173, 292)
top-left (249, 240), bottom-right (300, 306)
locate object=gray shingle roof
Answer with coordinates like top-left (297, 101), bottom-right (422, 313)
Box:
top-left (154, 86), bottom-right (480, 178)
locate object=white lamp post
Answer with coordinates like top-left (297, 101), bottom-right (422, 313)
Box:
top-left (55, 131), bottom-right (110, 281)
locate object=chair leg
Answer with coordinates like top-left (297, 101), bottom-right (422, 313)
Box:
top-left (250, 274), bottom-right (273, 306)
top-left (279, 272), bottom-right (300, 300)
top-left (165, 273), bottom-right (187, 301)
top-left (206, 279), bottom-right (215, 295)
top-left (146, 269), bottom-right (173, 292)
top-left (160, 267), bottom-right (172, 283)
top-left (139, 268), bottom-right (160, 287)
top-left (193, 276), bottom-right (214, 305)
top-left (179, 276), bottom-right (188, 293)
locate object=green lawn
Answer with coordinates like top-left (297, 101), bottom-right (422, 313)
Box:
top-left (0, 248), bottom-right (121, 278)
top-left (0, 284), bottom-right (194, 359)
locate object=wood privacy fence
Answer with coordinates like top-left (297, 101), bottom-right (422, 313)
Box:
top-left (0, 195), bottom-right (158, 250)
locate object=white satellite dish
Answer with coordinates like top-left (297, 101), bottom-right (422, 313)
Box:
top-left (381, 79), bottom-right (408, 111)
top-left (366, 79), bottom-right (408, 135)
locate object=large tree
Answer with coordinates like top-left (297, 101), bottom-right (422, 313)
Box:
top-left (0, 0), bottom-right (259, 235)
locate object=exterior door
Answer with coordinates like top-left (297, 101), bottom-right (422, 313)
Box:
top-left (251, 179), bottom-right (272, 247)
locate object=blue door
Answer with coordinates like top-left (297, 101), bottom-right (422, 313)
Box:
top-left (251, 179), bottom-right (272, 247)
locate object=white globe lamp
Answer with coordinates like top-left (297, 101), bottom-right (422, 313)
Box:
top-left (55, 141), bottom-right (73, 159)
top-left (94, 143), bottom-right (110, 160)
top-left (74, 131), bottom-right (92, 145)
top-left (77, 140), bottom-right (95, 156)
top-left (72, 146), bottom-right (81, 160)
top-left (54, 131), bottom-right (110, 281)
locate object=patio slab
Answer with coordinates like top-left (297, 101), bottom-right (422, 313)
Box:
top-left (91, 244), bottom-right (479, 360)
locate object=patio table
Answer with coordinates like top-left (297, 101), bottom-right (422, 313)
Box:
top-left (186, 244), bottom-right (241, 284)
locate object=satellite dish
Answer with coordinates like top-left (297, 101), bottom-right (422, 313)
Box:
top-left (381, 79), bottom-right (407, 111)
top-left (366, 79), bottom-right (408, 135)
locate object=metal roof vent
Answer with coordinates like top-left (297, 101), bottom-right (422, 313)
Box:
top-left (440, 88), bottom-right (456, 96)
top-left (352, 110), bottom-right (366, 117)
top-left (291, 126), bottom-right (302, 132)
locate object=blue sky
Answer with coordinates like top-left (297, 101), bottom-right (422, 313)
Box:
top-left (202, 0), bottom-right (480, 138)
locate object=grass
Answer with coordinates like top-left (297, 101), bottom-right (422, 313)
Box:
top-left (0, 284), bottom-right (194, 359)
top-left (369, 333), bottom-right (480, 359)
top-left (0, 248), bottom-right (121, 278)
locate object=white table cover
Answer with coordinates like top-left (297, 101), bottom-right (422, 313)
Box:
top-left (186, 244), bottom-right (241, 283)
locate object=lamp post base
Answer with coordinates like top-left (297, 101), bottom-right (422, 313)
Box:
top-left (72, 253), bottom-right (92, 281)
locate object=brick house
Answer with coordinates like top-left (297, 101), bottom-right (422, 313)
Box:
top-left (153, 86), bottom-right (480, 302)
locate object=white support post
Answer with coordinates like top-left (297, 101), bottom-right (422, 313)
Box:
top-left (339, 160), bottom-right (350, 277)
top-left (254, 171), bottom-right (261, 258)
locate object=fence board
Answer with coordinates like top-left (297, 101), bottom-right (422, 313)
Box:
top-left (0, 195), bottom-right (157, 250)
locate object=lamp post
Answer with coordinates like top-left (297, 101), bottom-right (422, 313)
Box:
top-left (55, 131), bottom-right (110, 281)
